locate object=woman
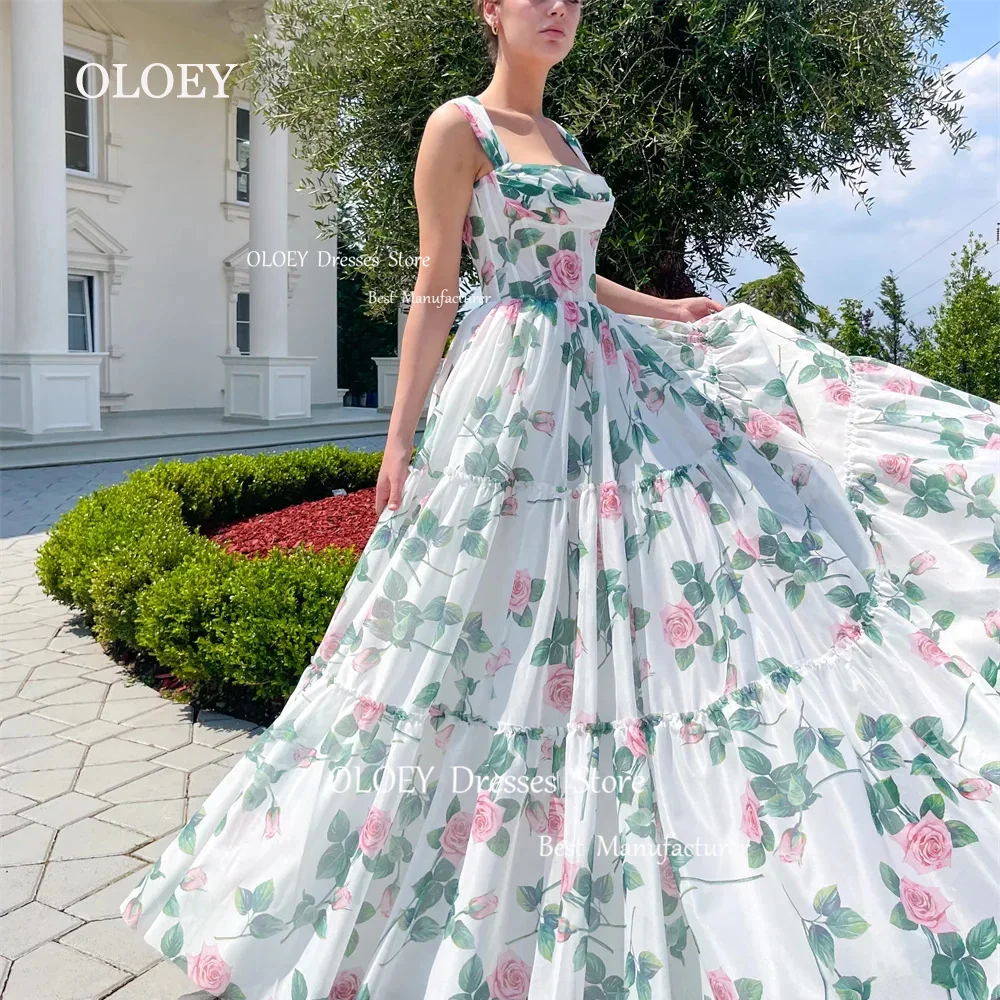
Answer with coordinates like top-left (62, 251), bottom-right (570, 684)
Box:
top-left (121, 2), bottom-right (1000, 998)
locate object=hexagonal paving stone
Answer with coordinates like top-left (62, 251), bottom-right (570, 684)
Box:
top-left (102, 768), bottom-right (186, 804)
top-left (73, 760), bottom-right (160, 798)
top-left (98, 799), bottom-right (186, 838)
top-left (152, 743), bottom-right (228, 772)
top-left (19, 791), bottom-right (108, 829)
top-left (65, 864), bottom-right (150, 920)
top-left (83, 738), bottom-right (160, 766)
top-left (0, 713), bottom-right (67, 738)
top-left (3, 740), bottom-right (86, 772)
top-left (60, 916), bottom-right (160, 975)
top-left (0, 822), bottom-right (55, 864)
top-left (0, 767), bottom-right (77, 800)
top-left (58, 719), bottom-right (126, 745)
top-left (0, 735), bottom-right (63, 767)
top-left (49, 817), bottom-right (147, 861)
top-left (37, 855), bottom-right (144, 910)
top-left (0, 900), bottom-right (81, 958)
top-left (103, 958), bottom-right (201, 999)
top-left (0, 864), bottom-right (42, 916)
top-left (3, 940), bottom-right (129, 999)
top-left (120, 724), bottom-right (192, 751)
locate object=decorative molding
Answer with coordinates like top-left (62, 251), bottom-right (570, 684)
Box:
top-left (65, 1), bottom-right (122, 40)
top-left (67, 174), bottom-right (131, 204)
top-left (223, 242), bottom-right (301, 355)
top-left (66, 208), bottom-right (130, 292)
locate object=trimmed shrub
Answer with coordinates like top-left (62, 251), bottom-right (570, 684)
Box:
top-left (35, 443), bottom-right (383, 718)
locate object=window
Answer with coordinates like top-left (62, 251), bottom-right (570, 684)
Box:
top-left (236, 106), bottom-right (250, 203)
top-left (68, 275), bottom-right (95, 351)
top-left (236, 292), bottom-right (250, 354)
top-left (64, 51), bottom-right (95, 175)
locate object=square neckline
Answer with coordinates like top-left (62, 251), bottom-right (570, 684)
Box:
top-left (466, 94), bottom-right (597, 178)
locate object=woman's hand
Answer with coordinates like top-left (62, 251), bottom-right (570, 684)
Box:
top-left (375, 439), bottom-right (413, 516)
top-left (672, 297), bottom-right (726, 323)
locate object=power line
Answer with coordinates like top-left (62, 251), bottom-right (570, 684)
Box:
top-left (906, 238), bottom-right (1000, 304)
top-left (860, 199), bottom-right (1000, 299)
top-left (950, 38), bottom-right (999, 79)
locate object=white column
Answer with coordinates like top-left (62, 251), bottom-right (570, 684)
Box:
top-left (248, 107), bottom-right (288, 356)
top-left (12, 0), bottom-right (68, 352)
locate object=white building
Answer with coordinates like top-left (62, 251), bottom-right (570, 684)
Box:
top-left (0, 0), bottom-right (394, 465)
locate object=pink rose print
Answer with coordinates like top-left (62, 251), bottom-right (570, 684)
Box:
top-left (823, 379), bottom-right (854, 406)
top-left (560, 858), bottom-right (582, 896)
top-left (899, 877), bottom-right (957, 933)
top-left (776, 407), bottom-right (803, 433)
top-left (943, 463), bottom-right (967, 485)
top-left (469, 891), bottom-right (499, 919)
top-left (563, 299), bottom-right (583, 326)
top-left (688, 328), bottom-right (706, 348)
top-left (530, 410), bottom-right (556, 434)
top-left (723, 662), bottom-right (738, 694)
top-left (547, 207), bottom-right (571, 225)
top-left (543, 663), bottom-right (576, 714)
top-left (574, 627), bottom-right (586, 659)
top-left (471, 792), bottom-right (505, 843)
top-left (791, 463), bottom-right (811, 488)
top-left (548, 248), bottom-right (583, 291)
top-left (706, 969), bottom-right (739, 1000)
top-left (504, 198), bottom-right (538, 220)
top-left (525, 800), bottom-right (548, 833)
top-left (359, 806), bottom-right (392, 858)
top-left (623, 348), bottom-right (642, 390)
top-left (638, 657), bottom-right (653, 682)
top-left (122, 898), bottom-right (142, 928)
top-left (486, 646), bottom-right (512, 676)
top-left (659, 855), bottom-right (680, 897)
top-left (986, 433), bottom-right (1000, 450)
top-left (853, 360), bottom-right (885, 372)
top-left (680, 721), bottom-right (705, 744)
top-left (660, 598), bottom-right (699, 648)
top-left (878, 453), bottom-right (913, 486)
top-left (958, 778), bottom-right (992, 800)
top-left (186, 943), bottom-right (233, 994)
top-left (702, 417), bottom-right (723, 440)
top-left (573, 711), bottom-right (597, 725)
top-left (180, 867), bottom-right (207, 891)
top-left (319, 626), bottom-right (346, 661)
top-left (950, 655), bottom-right (973, 676)
top-left (885, 375), bottom-right (921, 395)
top-left (434, 723), bottom-right (455, 750)
top-left (429, 705), bottom-right (444, 718)
top-left (908, 551), bottom-right (936, 575)
top-left (834, 619), bottom-right (862, 643)
top-left (599, 481), bottom-right (623, 519)
top-left (547, 796), bottom-right (565, 842)
top-left (892, 812), bottom-right (953, 872)
top-left (482, 260), bottom-right (496, 286)
top-left (645, 386), bottom-right (665, 412)
top-left (294, 746), bottom-right (317, 767)
top-left (910, 631), bottom-right (951, 667)
top-left (733, 529), bottom-right (761, 560)
top-left (506, 366), bottom-right (526, 394)
top-left (488, 948), bottom-right (532, 1000)
top-left (378, 884), bottom-right (397, 917)
top-left (508, 569), bottom-right (532, 614)
top-left (351, 647), bottom-right (381, 673)
top-left (331, 886), bottom-right (352, 910)
top-left (353, 696), bottom-right (385, 730)
top-left (740, 781), bottom-right (762, 842)
top-left (541, 737), bottom-right (554, 760)
top-left (264, 805), bottom-right (281, 839)
top-left (599, 322), bottom-right (617, 365)
top-left (440, 811), bottom-right (473, 865)
top-left (746, 409), bottom-right (781, 441)
top-left (985, 610), bottom-right (1000, 639)
top-left (461, 216), bottom-right (473, 247)
top-left (623, 719), bottom-right (648, 757)
top-left (329, 970), bottom-right (363, 1000)
top-left (501, 492), bottom-right (518, 516)
top-left (556, 916), bottom-right (572, 942)
top-left (778, 826), bottom-right (807, 864)
top-left (500, 298), bottom-right (522, 324)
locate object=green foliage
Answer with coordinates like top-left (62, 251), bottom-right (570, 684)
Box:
top-left (909, 236), bottom-right (1000, 403)
top-left (816, 236), bottom-right (1000, 403)
top-left (35, 444), bottom-right (383, 715)
top-left (243, 0), bottom-right (972, 305)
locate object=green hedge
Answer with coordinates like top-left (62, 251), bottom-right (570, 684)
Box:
top-left (36, 444), bottom-right (383, 717)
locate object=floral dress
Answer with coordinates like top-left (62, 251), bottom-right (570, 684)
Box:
top-left (120, 94), bottom-right (1000, 1000)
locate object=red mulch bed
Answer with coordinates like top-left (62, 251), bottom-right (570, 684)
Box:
top-left (207, 486), bottom-right (380, 558)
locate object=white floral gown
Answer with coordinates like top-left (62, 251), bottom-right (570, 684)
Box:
top-left (121, 94), bottom-right (1000, 1000)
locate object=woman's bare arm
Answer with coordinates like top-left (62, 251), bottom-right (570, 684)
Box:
top-left (595, 274), bottom-right (725, 323)
top-left (375, 103), bottom-right (484, 515)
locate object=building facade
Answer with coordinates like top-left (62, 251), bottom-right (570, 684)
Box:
top-left (0, 0), bottom-right (345, 438)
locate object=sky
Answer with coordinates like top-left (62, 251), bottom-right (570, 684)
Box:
top-left (719, 0), bottom-right (1000, 328)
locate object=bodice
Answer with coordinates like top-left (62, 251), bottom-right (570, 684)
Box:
top-left (453, 96), bottom-right (615, 303)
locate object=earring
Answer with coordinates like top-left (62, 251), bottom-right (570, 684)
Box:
top-left (492, 21), bottom-right (498, 34)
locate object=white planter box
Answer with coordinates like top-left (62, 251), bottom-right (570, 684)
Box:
top-left (372, 356), bottom-right (443, 414)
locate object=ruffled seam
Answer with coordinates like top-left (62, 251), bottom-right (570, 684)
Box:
top-left (309, 599), bottom-right (887, 740)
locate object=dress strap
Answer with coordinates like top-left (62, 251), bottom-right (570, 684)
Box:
top-left (554, 121), bottom-right (591, 172)
top-left (452, 95), bottom-right (510, 170)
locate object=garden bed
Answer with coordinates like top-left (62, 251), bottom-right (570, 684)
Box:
top-left (35, 444), bottom-right (385, 725)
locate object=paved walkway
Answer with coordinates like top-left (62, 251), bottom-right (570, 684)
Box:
top-left (0, 443), bottom-right (385, 999)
